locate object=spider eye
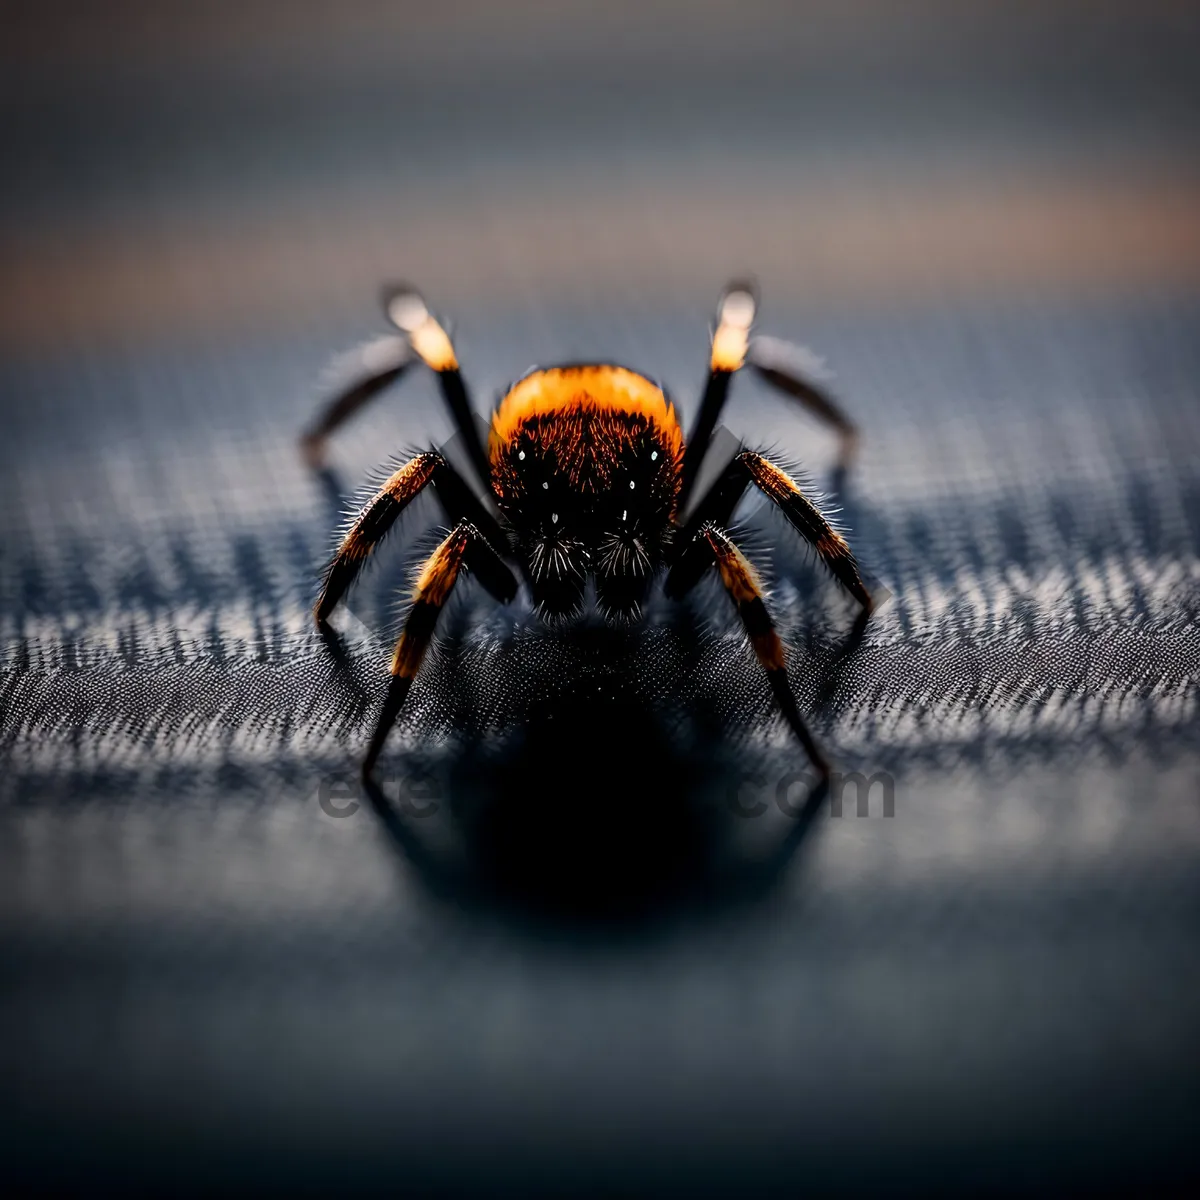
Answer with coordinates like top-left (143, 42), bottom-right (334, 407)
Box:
top-left (518, 450), bottom-right (526, 461)
top-left (650, 450), bottom-right (658, 462)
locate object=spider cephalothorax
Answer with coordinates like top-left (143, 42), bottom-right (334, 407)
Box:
top-left (303, 282), bottom-right (873, 780)
top-left (489, 365), bottom-right (683, 619)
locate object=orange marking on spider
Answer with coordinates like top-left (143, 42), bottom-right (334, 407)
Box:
top-left (489, 365), bottom-right (683, 461)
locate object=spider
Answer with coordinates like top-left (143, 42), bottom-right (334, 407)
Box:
top-left (303, 282), bottom-right (874, 781)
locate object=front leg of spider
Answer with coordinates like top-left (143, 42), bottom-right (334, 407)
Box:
top-left (361, 520), bottom-right (517, 780)
top-left (314, 450), bottom-right (511, 625)
top-left (669, 450), bottom-right (874, 615)
top-left (315, 452), bottom-right (442, 624)
top-left (687, 525), bottom-right (831, 780)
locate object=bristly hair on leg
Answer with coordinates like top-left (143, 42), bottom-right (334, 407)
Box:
top-left (747, 441), bottom-right (849, 533)
top-left (384, 522), bottom-right (463, 626)
top-left (314, 447), bottom-right (447, 628)
top-left (725, 518), bottom-right (777, 590)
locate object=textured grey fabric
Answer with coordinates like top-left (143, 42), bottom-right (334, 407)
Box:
top-left (4, 294), bottom-right (1199, 1195)
top-left (3, 5), bottom-right (1200, 1194)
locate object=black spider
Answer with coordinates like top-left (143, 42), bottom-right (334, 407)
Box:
top-left (303, 282), bottom-right (873, 780)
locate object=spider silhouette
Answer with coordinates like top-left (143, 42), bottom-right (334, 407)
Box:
top-left (303, 282), bottom-right (873, 780)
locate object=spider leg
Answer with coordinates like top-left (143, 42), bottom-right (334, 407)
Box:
top-left (746, 335), bottom-right (858, 472)
top-left (300, 336), bottom-right (413, 470)
top-left (667, 450), bottom-right (873, 614)
top-left (362, 520), bottom-right (515, 779)
top-left (300, 285), bottom-right (493, 491)
top-left (315, 452), bottom-right (513, 625)
top-left (381, 285), bottom-right (494, 490)
top-left (680, 281), bottom-right (757, 509)
top-left (677, 524), bottom-right (831, 779)
top-left (679, 281), bottom-right (863, 507)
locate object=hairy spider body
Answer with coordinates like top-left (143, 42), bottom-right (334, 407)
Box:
top-left (490, 365), bottom-right (683, 619)
top-left (303, 283), bottom-right (873, 780)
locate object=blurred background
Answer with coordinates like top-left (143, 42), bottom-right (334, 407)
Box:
top-left (2, 1), bottom-right (1199, 1193)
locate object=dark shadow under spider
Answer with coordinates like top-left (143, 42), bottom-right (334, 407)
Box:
top-left (349, 607), bottom-right (860, 935)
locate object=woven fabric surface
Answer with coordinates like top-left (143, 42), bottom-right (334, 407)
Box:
top-left (2, 5), bottom-right (1199, 1193)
